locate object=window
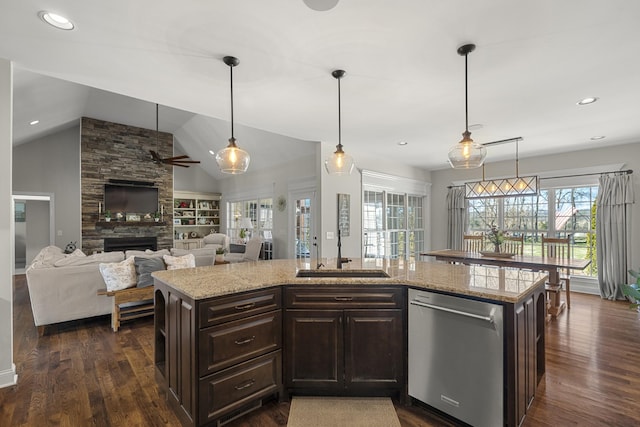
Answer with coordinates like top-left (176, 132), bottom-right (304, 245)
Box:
top-left (227, 198), bottom-right (273, 242)
top-left (363, 190), bottom-right (425, 260)
top-left (467, 185), bottom-right (598, 277)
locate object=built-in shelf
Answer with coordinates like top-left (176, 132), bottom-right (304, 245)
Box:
top-left (96, 221), bottom-right (168, 228)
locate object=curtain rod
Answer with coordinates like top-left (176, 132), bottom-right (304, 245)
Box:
top-left (539, 168), bottom-right (633, 181)
top-left (447, 169), bottom-right (633, 189)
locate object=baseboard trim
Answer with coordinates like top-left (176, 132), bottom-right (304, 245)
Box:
top-left (0, 363), bottom-right (17, 388)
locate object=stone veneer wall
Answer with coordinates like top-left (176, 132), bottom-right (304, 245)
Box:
top-left (81, 117), bottom-right (174, 254)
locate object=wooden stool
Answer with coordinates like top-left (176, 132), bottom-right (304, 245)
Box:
top-left (97, 287), bottom-right (154, 332)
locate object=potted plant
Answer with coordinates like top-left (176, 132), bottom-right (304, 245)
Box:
top-left (486, 222), bottom-right (505, 253)
top-left (104, 210), bottom-right (111, 222)
top-left (215, 248), bottom-right (226, 264)
top-left (154, 211), bottom-right (161, 222)
top-left (622, 268), bottom-right (640, 311)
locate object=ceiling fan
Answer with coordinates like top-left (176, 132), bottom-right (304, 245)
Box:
top-left (149, 104), bottom-right (200, 168)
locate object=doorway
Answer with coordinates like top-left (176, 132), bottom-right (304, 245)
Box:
top-left (290, 190), bottom-right (316, 260)
top-left (12, 194), bottom-right (54, 273)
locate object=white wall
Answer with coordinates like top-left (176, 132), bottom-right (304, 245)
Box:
top-left (13, 126), bottom-right (81, 248)
top-left (430, 142), bottom-right (640, 265)
top-left (173, 140), bottom-right (220, 193)
top-left (0, 58), bottom-right (17, 388)
top-left (25, 200), bottom-right (50, 265)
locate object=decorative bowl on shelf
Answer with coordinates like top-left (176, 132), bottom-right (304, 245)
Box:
top-left (480, 251), bottom-right (516, 259)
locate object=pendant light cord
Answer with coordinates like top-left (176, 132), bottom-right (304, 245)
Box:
top-left (464, 52), bottom-right (469, 133)
top-left (156, 103), bottom-right (159, 150)
top-left (230, 63), bottom-right (235, 139)
top-left (337, 75), bottom-right (342, 149)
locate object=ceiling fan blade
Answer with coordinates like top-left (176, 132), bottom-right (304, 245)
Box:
top-left (166, 160), bottom-right (201, 164)
top-left (165, 155), bottom-right (190, 161)
top-left (149, 150), bottom-right (162, 161)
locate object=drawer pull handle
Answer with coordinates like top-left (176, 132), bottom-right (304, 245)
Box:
top-left (234, 379), bottom-right (255, 391)
top-left (334, 297), bottom-right (353, 301)
top-left (234, 336), bottom-right (256, 345)
top-left (234, 302), bottom-right (256, 310)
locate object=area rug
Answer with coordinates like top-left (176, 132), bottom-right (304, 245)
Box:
top-left (286, 396), bottom-right (401, 427)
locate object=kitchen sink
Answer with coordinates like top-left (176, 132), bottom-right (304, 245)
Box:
top-left (295, 269), bottom-right (390, 278)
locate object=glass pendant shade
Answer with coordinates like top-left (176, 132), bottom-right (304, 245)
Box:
top-left (215, 137), bottom-right (250, 174)
top-left (325, 69), bottom-right (354, 175)
top-left (215, 55), bottom-right (249, 174)
top-left (448, 131), bottom-right (487, 169)
top-left (325, 145), bottom-right (355, 175)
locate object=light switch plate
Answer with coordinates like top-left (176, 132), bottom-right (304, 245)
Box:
top-left (326, 231), bottom-right (334, 239)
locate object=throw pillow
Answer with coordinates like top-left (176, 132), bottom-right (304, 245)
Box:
top-left (134, 257), bottom-right (166, 288)
top-left (163, 253), bottom-right (196, 270)
top-left (99, 256), bottom-right (137, 291)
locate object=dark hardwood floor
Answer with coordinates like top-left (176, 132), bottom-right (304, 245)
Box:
top-left (1, 275), bottom-right (639, 426)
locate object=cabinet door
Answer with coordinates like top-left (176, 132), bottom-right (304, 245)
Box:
top-left (345, 309), bottom-right (403, 391)
top-left (285, 309), bottom-right (343, 390)
top-left (515, 295), bottom-right (536, 425)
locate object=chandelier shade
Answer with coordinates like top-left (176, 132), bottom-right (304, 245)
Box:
top-left (465, 175), bottom-right (539, 199)
top-left (325, 69), bottom-right (355, 175)
top-left (448, 43), bottom-right (487, 169)
top-left (215, 56), bottom-right (250, 174)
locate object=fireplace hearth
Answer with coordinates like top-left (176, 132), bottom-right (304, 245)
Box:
top-left (104, 237), bottom-right (158, 252)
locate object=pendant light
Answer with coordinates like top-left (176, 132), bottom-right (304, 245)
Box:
top-left (215, 56), bottom-right (250, 174)
top-left (448, 43), bottom-right (487, 169)
top-left (325, 69), bottom-right (355, 175)
top-left (464, 137), bottom-right (539, 199)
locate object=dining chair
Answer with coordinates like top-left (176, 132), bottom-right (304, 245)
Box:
top-left (503, 235), bottom-right (524, 255)
top-left (463, 234), bottom-right (484, 253)
top-left (541, 235), bottom-right (572, 309)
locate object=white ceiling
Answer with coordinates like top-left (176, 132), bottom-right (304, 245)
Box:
top-left (3, 0), bottom-right (640, 179)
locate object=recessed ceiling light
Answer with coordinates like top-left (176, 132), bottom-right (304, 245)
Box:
top-left (398, 141), bottom-right (408, 146)
top-left (577, 97), bottom-right (598, 105)
top-left (38, 11), bottom-right (74, 30)
top-left (590, 136), bottom-right (606, 141)
top-left (208, 150), bottom-right (215, 155)
top-left (29, 120), bottom-right (39, 125)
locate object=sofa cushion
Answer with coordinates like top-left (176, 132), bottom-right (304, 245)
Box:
top-left (134, 257), bottom-right (166, 288)
top-left (29, 245), bottom-right (66, 268)
top-left (126, 249), bottom-right (170, 259)
top-left (99, 256), bottom-right (137, 291)
top-left (54, 251), bottom-right (124, 267)
top-left (163, 253), bottom-right (196, 270)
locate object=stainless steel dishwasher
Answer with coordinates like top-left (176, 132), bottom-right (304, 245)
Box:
top-left (408, 289), bottom-right (504, 427)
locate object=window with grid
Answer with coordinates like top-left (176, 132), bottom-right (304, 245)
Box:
top-left (363, 190), bottom-right (384, 258)
top-left (227, 198), bottom-right (273, 242)
top-left (466, 185), bottom-right (598, 277)
top-left (363, 190), bottom-right (425, 260)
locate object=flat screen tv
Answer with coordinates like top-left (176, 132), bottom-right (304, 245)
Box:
top-left (104, 184), bottom-right (159, 214)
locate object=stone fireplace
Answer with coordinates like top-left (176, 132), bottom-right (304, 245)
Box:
top-left (80, 117), bottom-right (174, 254)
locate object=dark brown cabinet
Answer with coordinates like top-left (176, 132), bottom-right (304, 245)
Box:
top-left (505, 285), bottom-right (546, 427)
top-left (284, 286), bottom-right (405, 397)
top-left (154, 285), bottom-right (282, 427)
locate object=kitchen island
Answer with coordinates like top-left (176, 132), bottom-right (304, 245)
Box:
top-left (152, 258), bottom-right (547, 427)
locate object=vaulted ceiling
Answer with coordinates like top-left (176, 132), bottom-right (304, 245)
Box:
top-left (3, 1), bottom-right (640, 179)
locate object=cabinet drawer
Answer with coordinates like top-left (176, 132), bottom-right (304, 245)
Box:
top-left (199, 351), bottom-right (281, 424)
top-left (199, 287), bottom-right (281, 328)
top-left (199, 310), bottom-right (282, 376)
top-left (285, 286), bottom-right (404, 309)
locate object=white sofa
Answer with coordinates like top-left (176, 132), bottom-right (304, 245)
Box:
top-left (25, 243), bottom-right (223, 329)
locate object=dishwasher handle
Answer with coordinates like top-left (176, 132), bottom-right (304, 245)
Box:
top-left (410, 299), bottom-right (494, 324)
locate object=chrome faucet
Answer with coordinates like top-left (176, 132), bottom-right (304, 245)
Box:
top-left (313, 236), bottom-right (323, 269)
top-left (337, 229), bottom-right (342, 269)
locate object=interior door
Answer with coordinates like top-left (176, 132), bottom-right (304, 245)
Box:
top-left (290, 190), bottom-right (315, 259)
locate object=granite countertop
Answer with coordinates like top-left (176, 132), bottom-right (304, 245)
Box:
top-left (152, 258), bottom-right (548, 303)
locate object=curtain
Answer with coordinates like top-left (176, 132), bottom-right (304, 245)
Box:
top-left (446, 187), bottom-right (466, 250)
top-left (596, 173), bottom-right (634, 300)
